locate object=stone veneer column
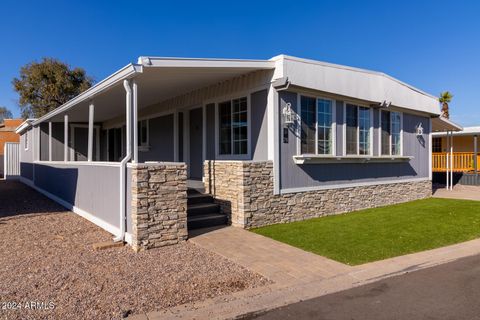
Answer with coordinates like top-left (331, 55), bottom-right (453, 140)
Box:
top-left (130, 163), bottom-right (188, 251)
top-left (204, 160), bottom-right (245, 227)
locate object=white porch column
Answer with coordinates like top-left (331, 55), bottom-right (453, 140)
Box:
top-left (48, 122), bottom-right (52, 161)
top-left (64, 114), bottom-right (69, 162)
top-left (88, 102), bottom-right (95, 162)
top-left (446, 131), bottom-right (450, 189)
top-left (474, 135), bottom-right (478, 176)
top-left (450, 132), bottom-right (454, 190)
top-left (132, 80), bottom-right (138, 163)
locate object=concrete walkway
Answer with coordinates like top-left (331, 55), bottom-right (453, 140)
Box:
top-left (189, 227), bottom-right (350, 287)
top-left (433, 185), bottom-right (480, 201)
top-left (129, 228), bottom-right (480, 320)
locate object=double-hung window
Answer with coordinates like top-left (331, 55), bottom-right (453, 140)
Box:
top-left (381, 111), bottom-right (402, 156)
top-left (300, 96), bottom-right (334, 155)
top-left (218, 97), bottom-right (248, 156)
top-left (345, 104), bottom-right (372, 155)
top-left (138, 119), bottom-right (149, 150)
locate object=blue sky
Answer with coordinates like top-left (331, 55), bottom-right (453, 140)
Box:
top-left (0, 0), bottom-right (478, 125)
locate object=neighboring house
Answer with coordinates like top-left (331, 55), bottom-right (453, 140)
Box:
top-left (432, 126), bottom-right (479, 185)
top-left (0, 119), bottom-right (23, 177)
top-left (15, 55), bottom-right (461, 251)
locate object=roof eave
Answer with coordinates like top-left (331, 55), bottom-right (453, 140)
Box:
top-left (138, 56), bottom-right (275, 69)
top-left (33, 63), bottom-right (143, 125)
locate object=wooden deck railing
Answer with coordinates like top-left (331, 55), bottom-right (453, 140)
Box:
top-left (432, 152), bottom-right (480, 172)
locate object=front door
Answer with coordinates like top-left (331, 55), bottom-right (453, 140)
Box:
top-left (189, 107), bottom-right (203, 179)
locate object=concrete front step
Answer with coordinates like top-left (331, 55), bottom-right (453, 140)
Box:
top-left (188, 213), bottom-right (228, 229)
top-left (187, 202), bottom-right (221, 216)
top-left (187, 193), bottom-right (214, 205)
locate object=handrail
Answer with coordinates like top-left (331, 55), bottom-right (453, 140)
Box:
top-left (432, 152), bottom-right (479, 172)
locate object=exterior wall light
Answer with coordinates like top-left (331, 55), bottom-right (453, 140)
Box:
top-left (282, 102), bottom-right (295, 126)
top-left (416, 123), bottom-right (424, 136)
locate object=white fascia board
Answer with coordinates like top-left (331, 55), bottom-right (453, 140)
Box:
top-left (274, 55), bottom-right (439, 115)
top-left (138, 56), bottom-right (275, 69)
top-left (15, 119), bottom-right (36, 134)
top-left (33, 63), bottom-right (143, 125)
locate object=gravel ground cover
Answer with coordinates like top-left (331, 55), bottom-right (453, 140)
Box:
top-left (0, 181), bottom-right (269, 320)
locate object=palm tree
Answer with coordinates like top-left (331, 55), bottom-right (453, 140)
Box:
top-left (439, 91), bottom-right (453, 119)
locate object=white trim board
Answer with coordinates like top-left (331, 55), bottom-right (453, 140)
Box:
top-left (280, 177), bottom-right (430, 194)
top-left (19, 176), bottom-right (132, 245)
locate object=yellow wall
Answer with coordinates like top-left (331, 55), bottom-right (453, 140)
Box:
top-left (436, 135), bottom-right (479, 153)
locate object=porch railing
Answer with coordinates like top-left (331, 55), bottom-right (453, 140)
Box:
top-left (432, 152), bottom-right (480, 172)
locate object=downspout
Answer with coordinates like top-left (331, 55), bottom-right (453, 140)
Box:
top-left (114, 79), bottom-right (132, 242)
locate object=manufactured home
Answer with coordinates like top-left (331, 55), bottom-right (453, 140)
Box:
top-left (16, 55), bottom-right (460, 251)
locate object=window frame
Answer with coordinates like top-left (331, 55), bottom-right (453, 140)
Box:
top-left (297, 94), bottom-right (337, 156)
top-left (379, 110), bottom-right (404, 156)
top-left (342, 102), bottom-right (374, 156)
top-left (214, 95), bottom-right (251, 160)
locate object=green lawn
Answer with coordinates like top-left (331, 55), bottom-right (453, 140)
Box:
top-left (252, 198), bottom-right (480, 265)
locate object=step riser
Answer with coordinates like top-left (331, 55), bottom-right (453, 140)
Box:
top-left (187, 204), bottom-right (221, 216)
top-left (187, 195), bottom-right (214, 205)
top-left (188, 216), bottom-right (228, 229)
top-left (187, 188), bottom-right (227, 230)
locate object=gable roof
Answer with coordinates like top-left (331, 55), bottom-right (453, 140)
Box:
top-left (31, 55), bottom-right (440, 126)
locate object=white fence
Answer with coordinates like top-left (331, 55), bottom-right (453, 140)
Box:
top-left (4, 142), bottom-right (20, 179)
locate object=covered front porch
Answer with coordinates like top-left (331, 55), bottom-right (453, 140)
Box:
top-left (432, 123), bottom-right (479, 186)
top-left (25, 57), bottom-right (276, 249)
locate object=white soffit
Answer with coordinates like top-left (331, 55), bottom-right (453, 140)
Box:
top-left (431, 117), bottom-right (463, 133)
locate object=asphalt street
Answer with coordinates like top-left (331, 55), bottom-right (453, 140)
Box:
top-left (249, 254), bottom-right (480, 320)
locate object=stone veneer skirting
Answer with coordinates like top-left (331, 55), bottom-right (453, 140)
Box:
top-left (204, 160), bottom-right (432, 229)
top-left (130, 163), bottom-right (188, 251)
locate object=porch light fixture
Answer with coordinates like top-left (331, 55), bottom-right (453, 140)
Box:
top-left (282, 102), bottom-right (295, 126)
top-left (416, 123), bottom-right (424, 136)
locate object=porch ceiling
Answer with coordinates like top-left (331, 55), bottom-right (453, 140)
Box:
top-left (432, 116), bottom-right (463, 133)
top-left (45, 64), bottom-right (274, 123)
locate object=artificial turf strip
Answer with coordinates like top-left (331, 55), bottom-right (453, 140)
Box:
top-left (252, 198), bottom-right (480, 266)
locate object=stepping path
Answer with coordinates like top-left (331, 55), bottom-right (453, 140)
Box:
top-left (189, 227), bottom-right (351, 287)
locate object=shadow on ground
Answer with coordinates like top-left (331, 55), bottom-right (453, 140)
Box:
top-left (0, 180), bottom-right (65, 218)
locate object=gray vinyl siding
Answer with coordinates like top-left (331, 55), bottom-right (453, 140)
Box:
top-left (51, 123), bottom-right (65, 161)
top-left (372, 109), bottom-right (380, 156)
top-left (126, 166), bottom-right (132, 233)
top-left (251, 89), bottom-right (269, 161)
top-left (100, 129), bottom-right (108, 161)
top-left (279, 91), bottom-right (431, 191)
top-left (37, 122), bottom-right (68, 161)
top-left (206, 104), bottom-right (215, 160)
top-left (178, 112), bottom-right (184, 162)
top-left (19, 128), bottom-right (34, 181)
top-left (335, 100), bottom-right (344, 156)
top-left (139, 114), bottom-right (174, 162)
top-left (39, 123), bottom-right (49, 161)
top-left (33, 163), bottom-right (122, 230)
